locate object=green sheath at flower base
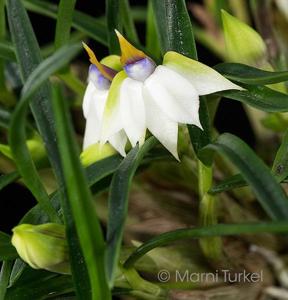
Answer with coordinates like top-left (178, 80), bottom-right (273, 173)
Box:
top-left (80, 142), bottom-right (116, 166)
top-left (11, 223), bottom-right (71, 274)
top-left (222, 10), bottom-right (267, 64)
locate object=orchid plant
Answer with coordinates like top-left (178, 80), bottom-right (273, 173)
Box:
top-left (1, 1), bottom-right (288, 300)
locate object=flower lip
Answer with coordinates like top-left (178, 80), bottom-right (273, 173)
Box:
top-left (89, 64), bottom-right (111, 90)
top-left (124, 57), bottom-right (156, 81)
top-left (82, 42), bottom-right (117, 80)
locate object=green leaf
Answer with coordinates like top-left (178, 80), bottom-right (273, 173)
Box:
top-left (0, 232), bottom-right (18, 261)
top-left (106, 137), bottom-right (157, 286)
top-left (54, 0), bottom-right (76, 49)
top-left (23, 0), bottom-right (107, 46)
top-left (209, 174), bottom-right (246, 194)
top-left (199, 133), bottom-right (288, 220)
top-left (146, 0), bottom-right (160, 58)
top-left (215, 62), bottom-right (288, 85)
top-left (8, 42), bottom-right (81, 223)
top-left (121, 0), bottom-right (139, 44)
top-left (106, 0), bottom-right (121, 53)
top-left (124, 221), bottom-right (288, 268)
top-left (0, 108), bottom-right (11, 129)
top-left (5, 274), bottom-right (73, 300)
top-left (0, 41), bottom-right (15, 61)
top-left (152, 0), bottom-right (197, 59)
top-left (218, 86), bottom-right (288, 112)
top-left (0, 261), bottom-right (13, 300)
top-left (51, 84), bottom-right (111, 300)
top-left (0, 171), bottom-right (20, 192)
top-left (6, 0), bottom-right (64, 186)
top-left (272, 129), bottom-right (288, 182)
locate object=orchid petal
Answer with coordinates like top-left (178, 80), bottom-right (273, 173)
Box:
top-left (144, 66), bottom-right (202, 128)
top-left (102, 71), bottom-right (127, 142)
top-left (83, 90), bottom-right (108, 150)
top-left (143, 87), bottom-right (179, 160)
top-left (109, 130), bottom-right (127, 157)
top-left (163, 51), bottom-right (243, 95)
top-left (82, 81), bottom-right (96, 119)
top-left (119, 78), bottom-right (146, 146)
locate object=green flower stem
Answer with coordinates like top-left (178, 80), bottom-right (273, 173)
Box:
top-left (198, 161), bottom-right (222, 260)
top-left (0, 260), bottom-right (13, 300)
top-left (121, 267), bottom-right (166, 299)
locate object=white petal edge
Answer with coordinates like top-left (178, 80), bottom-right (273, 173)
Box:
top-left (144, 66), bottom-right (202, 128)
top-left (109, 130), bottom-right (127, 157)
top-left (82, 81), bottom-right (96, 119)
top-left (119, 78), bottom-right (146, 147)
top-left (143, 87), bottom-right (179, 160)
top-left (163, 51), bottom-right (244, 96)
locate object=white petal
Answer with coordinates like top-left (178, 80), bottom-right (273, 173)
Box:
top-left (83, 90), bottom-right (108, 150)
top-left (119, 78), bottom-right (146, 147)
top-left (82, 81), bottom-right (96, 119)
top-left (83, 108), bottom-right (101, 150)
top-left (109, 130), bottom-right (127, 157)
top-left (144, 66), bottom-right (202, 128)
top-left (163, 51), bottom-right (243, 95)
top-left (143, 88), bottom-right (179, 160)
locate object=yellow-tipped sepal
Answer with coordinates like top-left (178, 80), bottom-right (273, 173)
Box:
top-left (82, 42), bottom-right (117, 80)
top-left (12, 223), bottom-right (70, 274)
top-left (115, 30), bottom-right (147, 65)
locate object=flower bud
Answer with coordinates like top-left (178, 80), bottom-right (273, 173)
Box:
top-left (11, 223), bottom-right (70, 274)
top-left (222, 10), bottom-right (267, 65)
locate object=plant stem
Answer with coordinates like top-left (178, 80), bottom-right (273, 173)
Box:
top-left (198, 161), bottom-right (222, 260)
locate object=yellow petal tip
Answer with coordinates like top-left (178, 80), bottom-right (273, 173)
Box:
top-left (114, 29), bottom-right (146, 65)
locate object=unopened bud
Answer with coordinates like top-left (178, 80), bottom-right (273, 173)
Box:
top-left (12, 223), bottom-right (70, 274)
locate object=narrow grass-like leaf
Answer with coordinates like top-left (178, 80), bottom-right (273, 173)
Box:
top-left (209, 174), bottom-right (246, 194)
top-left (218, 86), bottom-right (288, 112)
top-left (152, 0), bottom-right (197, 59)
top-left (52, 84), bottom-right (111, 300)
top-left (272, 129), bottom-right (288, 182)
top-left (0, 232), bottom-right (18, 261)
top-left (23, 0), bottom-right (107, 45)
top-left (6, 0), bottom-right (63, 182)
top-left (0, 42), bottom-right (15, 61)
top-left (9, 44), bottom-right (81, 223)
top-left (200, 133), bottom-right (288, 220)
top-left (106, 0), bottom-right (121, 53)
top-left (54, 0), bottom-right (76, 49)
top-left (124, 221), bottom-right (288, 268)
top-left (0, 261), bottom-right (13, 300)
top-left (5, 274), bottom-right (73, 300)
top-left (106, 137), bottom-right (157, 286)
top-left (215, 62), bottom-right (288, 85)
top-left (121, 0), bottom-right (139, 44)
top-left (146, 0), bottom-right (160, 58)
top-left (0, 171), bottom-right (20, 192)
top-left (0, 108), bottom-right (11, 129)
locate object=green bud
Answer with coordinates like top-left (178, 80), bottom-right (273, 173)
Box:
top-left (100, 55), bottom-right (122, 72)
top-left (0, 135), bottom-right (47, 167)
top-left (80, 142), bottom-right (116, 166)
top-left (11, 223), bottom-right (70, 274)
top-left (222, 10), bottom-right (267, 64)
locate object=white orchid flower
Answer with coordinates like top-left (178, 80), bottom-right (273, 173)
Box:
top-left (82, 43), bottom-right (127, 157)
top-left (101, 32), bottom-right (243, 160)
